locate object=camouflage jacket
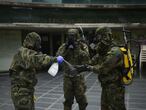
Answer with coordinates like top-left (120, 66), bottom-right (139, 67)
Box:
top-left (9, 47), bottom-right (56, 87)
top-left (91, 47), bottom-right (123, 86)
top-left (56, 42), bottom-right (90, 76)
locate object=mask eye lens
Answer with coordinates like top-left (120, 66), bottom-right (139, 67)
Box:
top-left (69, 33), bottom-right (75, 36)
top-left (35, 40), bottom-right (41, 49)
top-left (68, 33), bottom-right (76, 40)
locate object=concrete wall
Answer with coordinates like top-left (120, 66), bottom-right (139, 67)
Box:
top-left (2, 0), bottom-right (146, 4)
top-left (19, 0), bottom-right (62, 3)
top-left (16, 0), bottom-right (32, 2)
top-left (0, 0), bottom-right (16, 1)
top-left (43, 0), bottom-right (62, 3)
top-left (0, 30), bottom-right (21, 71)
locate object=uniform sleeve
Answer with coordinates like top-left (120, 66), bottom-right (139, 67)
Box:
top-left (80, 42), bottom-right (90, 55)
top-left (79, 43), bottom-right (90, 64)
top-left (89, 53), bottom-right (99, 65)
top-left (92, 47), bottom-right (123, 74)
top-left (56, 43), bottom-right (66, 57)
top-left (29, 52), bottom-right (56, 69)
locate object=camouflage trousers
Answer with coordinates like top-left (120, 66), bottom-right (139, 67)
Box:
top-left (101, 84), bottom-right (126, 110)
top-left (11, 85), bottom-right (34, 110)
top-left (63, 75), bottom-right (88, 110)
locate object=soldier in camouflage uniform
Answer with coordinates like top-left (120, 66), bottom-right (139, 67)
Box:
top-left (77, 27), bottom-right (126, 110)
top-left (9, 32), bottom-right (63, 110)
top-left (56, 29), bottom-right (90, 110)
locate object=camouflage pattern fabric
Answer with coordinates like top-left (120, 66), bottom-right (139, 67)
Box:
top-left (11, 86), bottom-right (34, 110)
top-left (101, 85), bottom-right (126, 110)
top-left (56, 29), bottom-right (90, 110)
top-left (91, 47), bottom-right (126, 110)
top-left (9, 32), bottom-right (56, 110)
top-left (95, 27), bottom-right (112, 35)
top-left (63, 75), bottom-right (87, 110)
top-left (89, 27), bottom-right (112, 58)
top-left (90, 27), bottom-right (126, 110)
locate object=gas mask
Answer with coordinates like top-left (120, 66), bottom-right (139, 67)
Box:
top-left (34, 38), bottom-right (41, 52)
top-left (97, 38), bottom-right (111, 56)
top-left (66, 33), bottom-right (77, 49)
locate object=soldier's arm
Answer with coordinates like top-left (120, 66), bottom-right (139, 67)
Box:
top-left (30, 51), bottom-right (57, 69)
top-left (79, 43), bottom-right (90, 64)
top-left (73, 44), bottom-right (90, 73)
top-left (56, 43), bottom-right (66, 57)
top-left (80, 42), bottom-right (89, 55)
top-left (91, 47), bottom-right (123, 74)
top-left (89, 53), bottom-right (99, 65)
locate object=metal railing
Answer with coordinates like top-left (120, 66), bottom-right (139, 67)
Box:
top-left (139, 45), bottom-right (146, 78)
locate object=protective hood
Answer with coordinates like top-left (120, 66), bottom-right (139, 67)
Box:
top-left (96, 41), bottom-right (111, 56)
top-left (23, 32), bottom-right (41, 51)
top-left (66, 28), bottom-right (80, 49)
top-left (95, 27), bottom-right (113, 55)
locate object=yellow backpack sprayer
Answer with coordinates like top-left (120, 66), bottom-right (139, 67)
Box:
top-left (120, 27), bottom-right (135, 85)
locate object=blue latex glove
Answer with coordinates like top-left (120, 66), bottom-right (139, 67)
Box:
top-left (57, 56), bottom-right (64, 64)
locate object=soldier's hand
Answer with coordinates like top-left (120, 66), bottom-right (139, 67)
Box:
top-left (69, 67), bottom-right (79, 76)
top-left (74, 64), bottom-right (92, 72)
top-left (86, 65), bottom-right (93, 71)
top-left (57, 56), bottom-right (64, 64)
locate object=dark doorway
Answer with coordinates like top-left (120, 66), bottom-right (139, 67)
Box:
top-left (41, 33), bottom-right (50, 54)
top-left (52, 34), bottom-right (62, 56)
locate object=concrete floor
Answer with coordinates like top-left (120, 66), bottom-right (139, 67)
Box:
top-left (0, 72), bottom-right (146, 110)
